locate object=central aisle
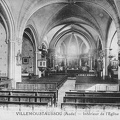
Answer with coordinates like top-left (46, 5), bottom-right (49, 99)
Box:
top-left (57, 78), bottom-right (76, 107)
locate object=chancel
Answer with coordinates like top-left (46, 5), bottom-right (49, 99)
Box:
top-left (1, 0), bottom-right (120, 110)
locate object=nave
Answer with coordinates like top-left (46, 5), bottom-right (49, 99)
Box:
top-left (1, 0), bottom-right (120, 113)
top-left (0, 73), bottom-right (120, 110)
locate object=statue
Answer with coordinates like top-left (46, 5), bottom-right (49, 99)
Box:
top-left (16, 50), bottom-right (22, 66)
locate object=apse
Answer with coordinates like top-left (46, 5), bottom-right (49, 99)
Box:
top-left (67, 33), bottom-right (78, 57)
top-left (68, 44), bottom-right (77, 56)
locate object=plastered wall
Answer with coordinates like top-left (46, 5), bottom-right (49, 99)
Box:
top-left (0, 22), bottom-right (8, 77)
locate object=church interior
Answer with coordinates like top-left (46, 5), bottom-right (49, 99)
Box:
top-left (1, 0), bottom-right (120, 110)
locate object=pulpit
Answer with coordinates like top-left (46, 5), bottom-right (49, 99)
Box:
top-left (37, 59), bottom-right (46, 78)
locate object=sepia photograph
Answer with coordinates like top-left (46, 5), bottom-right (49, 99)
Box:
top-left (0, 0), bottom-right (120, 120)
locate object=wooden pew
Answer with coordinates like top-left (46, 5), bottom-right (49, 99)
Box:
top-left (63, 96), bottom-right (120, 103)
top-left (16, 82), bottom-right (58, 91)
top-left (17, 75), bottom-right (67, 91)
top-left (65, 91), bottom-right (120, 97)
top-left (62, 91), bottom-right (120, 109)
top-left (0, 90), bottom-right (58, 106)
top-left (61, 103), bottom-right (120, 109)
top-left (0, 95), bottom-right (53, 106)
top-left (0, 101), bottom-right (48, 106)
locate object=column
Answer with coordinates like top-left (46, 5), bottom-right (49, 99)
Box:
top-left (53, 58), bottom-right (55, 69)
top-left (35, 51), bottom-right (38, 75)
top-left (14, 38), bottom-right (23, 87)
top-left (8, 40), bottom-right (15, 88)
top-left (50, 49), bottom-right (55, 68)
top-left (118, 40), bottom-right (120, 81)
top-left (88, 56), bottom-right (91, 67)
top-left (65, 55), bottom-right (67, 73)
top-left (102, 57), bottom-right (105, 80)
top-left (105, 48), bottom-right (109, 77)
top-left (64, 55), bottom-right (66, 66)
top-left (37, 51), bottom-right (42, 78)
top-left (79, 58), bottom-right (81, 66)
top-left (90, 57), bottom-right (93, 70)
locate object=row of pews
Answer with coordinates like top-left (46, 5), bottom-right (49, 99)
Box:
top-left (61, 90), bottom-right (120, 109)
top-left (75, 74), bottom-right (119, 91)
top-left (17, 75), bottom-right (67, 91)
top-left (0, 90), bottom-right (58, 107)
top-left (0, 75), bottom-right (68, 107)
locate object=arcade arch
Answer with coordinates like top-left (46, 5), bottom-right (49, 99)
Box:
top-left (22, 27), bottom-right (38, 76)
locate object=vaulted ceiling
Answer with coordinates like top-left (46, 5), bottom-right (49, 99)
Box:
top-left (26, 0), bottom-right (117, 50)
top-left (3, 0), bottom-right (119, 50)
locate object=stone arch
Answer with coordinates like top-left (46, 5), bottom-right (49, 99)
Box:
top-left (50, 29), bottom-right (93, 50)
top-left (26, 24), bottom-right (39, 52)
top-left (0, 0), bottom-right (15, 84)
top-left (50, 23), bottom-right (97, 46)
top-left (22, 25), bottom-right (38, 75)
top-left (0, 0), bottom-right (15, 40)
top-left (0, 16), bottom-right (8, 77)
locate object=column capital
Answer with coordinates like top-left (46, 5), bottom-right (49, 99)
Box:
top-left (16, 38), bottom-right (23, 45)
top-left (9, 39), bottom-right (15, 43)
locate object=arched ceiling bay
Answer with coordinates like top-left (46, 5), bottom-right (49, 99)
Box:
top-left (26, 1), bottom-right (113, 49)
top-left (5, 0), bottom-right (117, 44)
top-left (47, 24), bottom-right (99, 47)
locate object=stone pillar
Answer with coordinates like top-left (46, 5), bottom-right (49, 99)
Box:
top-left (37, 51), bottom-right (42, 78)
top-left (88, 56), bottom-right (91, 67)
top-left (105, 48), bottom-right (109, 77)
top-left (65, 55), bottom-right (67, 73)
top-left (8, 40), bottom-right (15, 88)
top-left (49, 49), bottom-right (55, 68)
top-left (64, 56), bottom-right (66, 66)
top-left (53, 59), bottom-right (55, 69)
top-left (14, 38), bottom-right (23, 88)
top-left (118, 40), bottom-right (120, 81)
top-left (79, 58), bottom-right (81, 66)
top-left (35, 51), bottom-right (38, 75)
top-left (102, 57), bottom-right (106, 80)
top-left (90, 57), bottom-right (92, 70)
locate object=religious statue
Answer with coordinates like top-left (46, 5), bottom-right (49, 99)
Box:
top-left (16, 50), bottom-right (22, 66)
